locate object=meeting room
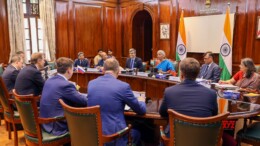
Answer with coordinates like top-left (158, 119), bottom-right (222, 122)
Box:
top-left (1, 0), bottom-right (260, 146)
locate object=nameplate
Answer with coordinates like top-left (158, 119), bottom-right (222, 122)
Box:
top-left (137, 72), bottom-right (148, 77)
top-left (169, 76), bottom-right (181, 82)
top-left (87, 68), bottom-right (99, 72)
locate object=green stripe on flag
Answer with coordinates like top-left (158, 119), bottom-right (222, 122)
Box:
top-left (176, 53), bottom-right (180, 62)
top-left (219, 55), bottom-right (231, 80)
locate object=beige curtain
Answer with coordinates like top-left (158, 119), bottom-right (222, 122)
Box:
top-left (40, 0), bottom-right (56, 61)
top-left (7, 0), bottom-right (26, 63)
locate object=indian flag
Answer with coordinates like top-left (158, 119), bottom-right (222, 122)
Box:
top-left (176, 10), bottom-right (187, 61)
top-left (219, 7), bottom-right (232, 80)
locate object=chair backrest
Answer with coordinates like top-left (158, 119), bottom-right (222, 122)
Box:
top-left (255, 64), bottom-right (260, 74)
top-left (0, 65), bottom-right (3, 75)
top-left (59, 99), bottom-right (103, 146)
top-left (13, 90), bottom-right (41, 139)
top-left (0, 76), bottom-right (12, 113)
top-left (168, 109), bottom-right (229, 146)
top-left (48, 61), bottom-right (56, 70)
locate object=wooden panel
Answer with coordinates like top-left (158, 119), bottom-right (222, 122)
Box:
top-left (73, 3), bottom-right (102, 58)
top-left (0, 0), bottom-right (10, 64)
top-left (104, 7), bottom-right (116, 53)
top-left (55, 1), bottom-right (70, 58)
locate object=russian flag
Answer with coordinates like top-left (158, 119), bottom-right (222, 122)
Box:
top-left (77, 66), bottom-right (85, 74)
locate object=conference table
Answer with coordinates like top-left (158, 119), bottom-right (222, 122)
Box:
top-left (71, 71), bottom-right (260, 120)
top-left (71, 71), bottom-right (260, 145)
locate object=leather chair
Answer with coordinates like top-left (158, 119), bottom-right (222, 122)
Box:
top-left (0, 76), bottom-right (22, 146)
top-left (59, 99), bottom-right (132, 146)
top-left (236, 118), bottom-right (260, 146)
top-left (13, 90), bottom-right (70, 146)
top-left (47, 61), bottom-right (56, 70)
top-left (160, 109), bottom-right (230, 146)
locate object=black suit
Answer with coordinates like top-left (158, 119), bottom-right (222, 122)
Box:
top-left (2, 65), bottom-right (19, 91)
top-left (74, 59), bottom-right (89, 68)
top-left (125, 57), bottom-right (143, 72)
top-left (15, 64), bottom-right (45, 96)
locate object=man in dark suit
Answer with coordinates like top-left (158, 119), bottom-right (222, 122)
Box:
top-left (198, 51), bottom-right (221, 83)
top-left (15, 53), bottom-right (45, 96)
top-left (88, 58), bottom-right (146, 146)
top-left (125, 48), bottom-right (144, 72)
top-left (74, 52), bottom-right (89, 68)
top-left (96, 52), bottom-right (108, 67)
top-left (2, 55), bottom-right (23, 91)
top-left (159, 58), bottom-right (218, 140)
top-left (40, 57), bottom-right (88, 136)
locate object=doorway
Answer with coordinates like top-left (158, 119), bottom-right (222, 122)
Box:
top-left (132, 10), bottom-right (152, 62)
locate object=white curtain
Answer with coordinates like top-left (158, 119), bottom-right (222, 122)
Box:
top-left (7, 0), bottom-right (26, 63)
top-left (40, 0), bottom-right (56, 61)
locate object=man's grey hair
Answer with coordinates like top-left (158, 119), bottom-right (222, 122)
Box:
top-left (78, 52), bottom-right (84, 57)
top-left (10, 55), bottom-right (22, 63)
top-left (157, 50), bottom-right (166, 57)
top-left (129, 48), bottom-right (136, 54)
top-left (104, 58), bottom-right (119, 73)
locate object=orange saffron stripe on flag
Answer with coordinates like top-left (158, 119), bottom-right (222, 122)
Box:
top-left (219, 98), bottom-right (227, 114)
top-left (179, 10), bottom-right (186, 45)
top-left (224, 7), bottom-right (232, 46)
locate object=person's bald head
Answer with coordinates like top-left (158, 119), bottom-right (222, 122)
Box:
top-left (103, 58), bottom-right (120, 75)
top-left (10, 55), bottom-right (23, 70)
top-left (180, 58), bottom-right (200, 80)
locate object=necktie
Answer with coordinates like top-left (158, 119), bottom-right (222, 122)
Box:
top-left (203, 65), bottom-right (209, 78)
top-left (131, 59), bottom-right (134, 69)
top-left (80, 60), bottom-right (82, 66)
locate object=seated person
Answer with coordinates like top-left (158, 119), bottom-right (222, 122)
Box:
top-left (40, 57), bottom-right (88, 136)
top-left (88, 58), bottom-right (146, 146)
top-left (94, 49), bottom-right (103, 66)
top-left (74, 52), bottom-right (88, 68)
top-left (107, 49), bottom-right (115, 58)
top-left (16, 51), bottom-right (26, 68)
top-left (156, 50), bottom-right (176, 75)
top-left (2, 55), bottom-right (23, 91)
top-left (96, 52), bottom-right (108, 67)
top-left (219, 58), bottom-right (260, 92)
top-left (198, 51), bottom-right (221, 83)
top-left (15, 52), bottom-right (45, 96)
top-left (125, 48), bottom-right (143, 72)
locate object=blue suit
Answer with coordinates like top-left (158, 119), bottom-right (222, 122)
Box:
top-left (2, 65), bottom-right (19, 91)
top-left (15, 64), bottom-right (45, 96)
top-left (87, 74), bottom-right (146, 146)
top-left (74, 58), bottom-right (89, 68)
top-left (126, 57), bottom-right (144, 71)
top-left (40, 75), bottom-right (88, 136)
top-left (159, 79), bottom-right (218, 118)
top-left (198, 62), bottom-right (221, 83)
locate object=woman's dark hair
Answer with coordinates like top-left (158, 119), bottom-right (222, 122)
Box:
top-left (241, 58), bottom-right (256, 78)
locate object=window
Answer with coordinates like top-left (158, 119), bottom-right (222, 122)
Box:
top-left (22, 0), bottom-right (45, 61)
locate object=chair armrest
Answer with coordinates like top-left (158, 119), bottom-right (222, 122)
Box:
top-left (38, 116), bottom-right (65, 124)
top-left (103, 124), bottom-right (132, 143)
top-left (160, 126), bottom-right (169, 146)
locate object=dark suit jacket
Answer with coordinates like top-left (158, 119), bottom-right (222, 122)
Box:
top-left (2, 65), bottom-right (19, 91)
top-left (74, 58), bottom-right (89, 68)
top-left (40, 75), bottom-right (88, 136)
top-left (159, 79), bottom-right (218, 118)
top-left (125, 57), bottom-right (144, 72)
top-left (87, 74), bottom-right (146, 146)
top-left (14, 64), bottom-right (45, 96)
top-left (198, 62), bottom-right (221, 83)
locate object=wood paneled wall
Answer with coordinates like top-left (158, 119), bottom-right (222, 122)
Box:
top-left (0, 0), bottom-right (260, 74)
top-left (55, 0), bottom-right (121, 62)
top-left (0, 0), bottom-right (10, 64)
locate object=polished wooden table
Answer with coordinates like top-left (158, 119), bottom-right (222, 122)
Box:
top-left (71, 71), bottom-right (260, 120)
top-left (71, 71), bottom-right (260, 145)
